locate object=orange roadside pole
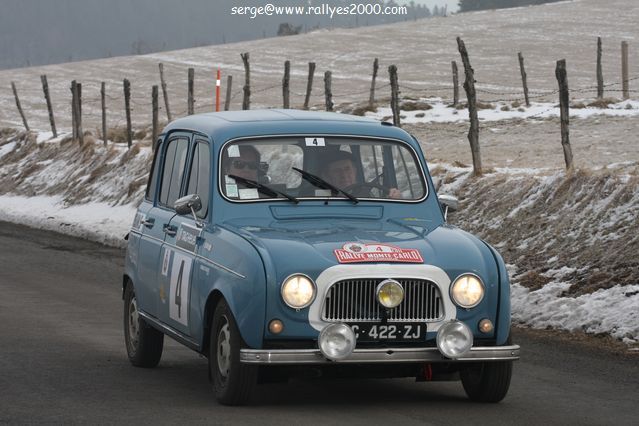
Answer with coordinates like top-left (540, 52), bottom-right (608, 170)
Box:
top-left (216, 68), bottom-right (221, 112)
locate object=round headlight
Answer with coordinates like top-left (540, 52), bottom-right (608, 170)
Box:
top-left (451, 274), bottom-right (485, 308)
top-left (376, 279), bottom-right (404, 309)
top-left (281, 274), bottom-right (316, 309)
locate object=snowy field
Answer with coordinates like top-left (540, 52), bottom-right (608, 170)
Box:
top-left (0, 0), bottom-right (637, 133)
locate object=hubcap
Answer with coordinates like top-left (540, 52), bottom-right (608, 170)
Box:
top-left (217, 318), bottom-right (231, 379)
top-left (128, 297), bottom-right (140, 350)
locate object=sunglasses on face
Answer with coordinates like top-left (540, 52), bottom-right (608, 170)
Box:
top-left (230, 159), bottom-right (259, 170)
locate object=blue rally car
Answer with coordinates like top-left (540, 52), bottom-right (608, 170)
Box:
top-left (123, 109), bottom-right (520, 405)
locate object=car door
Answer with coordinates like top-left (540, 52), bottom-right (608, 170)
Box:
top-left (137, 133), bottom-right (191, 320)
top-left (158, 136), bottom-right (211, 337)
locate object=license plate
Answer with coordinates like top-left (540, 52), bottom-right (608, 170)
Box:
top-left (349, 323), bottom-right (426, 341)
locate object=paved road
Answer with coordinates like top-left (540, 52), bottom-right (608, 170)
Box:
top-left (0, 221), bottom-right (637, 425)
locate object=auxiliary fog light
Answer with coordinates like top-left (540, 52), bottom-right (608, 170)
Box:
top-left (318, 323), bottom-right (356, 361)
top-left (436, 321), bottom-right (473, 359)
top-left (376, 279), bottom-right (404, 309)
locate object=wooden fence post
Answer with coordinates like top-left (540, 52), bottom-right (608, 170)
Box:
top-left (241, 52), bottom-right (250, 110)
top-left (303, 62), bottom-right (316, 110)
top-left (457, 37), bottom-right (482, 176)
top-left (518, 52), bottom-right (530, 107)
top-left (11, 82), bottom-right (29, 131)
top-left (76, 83), bottom-right (83, 145)
top-left (123, 79), bottom-right (132, 149)
top-left (555, 59), bottom-right (573, 171)
top-left (452, 60), bottom-right (459, 106)
top-left (70, 80), bottom-right (77, 139)
top-left (224, 75), bottom-right (233, 111)
top-left (101, 82), bottom-right (107, 146)
top-left (369, 58), bottom-right (379, 108)
top-left (152, 85), bottom-right (159, 151)
top-left (388, 65), bottom-right (400, 127)
top-left (187, 68), bottom-right (195, 115)
top-left (40, 75), bottom-right (57, 137)
top-left (597, 37), bottom-right (604, 99)
top-left (158, 63), bottom-right (172, 121)
top-left (283, 60), bottom-right (290, 109)
top-left (621, 41), bottom-right (629, 100)
top-left (324, 70), bottom-right (333, 112)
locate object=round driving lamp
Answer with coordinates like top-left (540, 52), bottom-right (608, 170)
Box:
top-left (451, 274), bottom-right (485, 308)
top-left (281, 274), bottom-right (316, 309)
top-left (318, 323), bottom-right (356, 361)
top-left (376, 279), bottom-right (404, 309)
top-left (436, 320), bottom-right (473, 359)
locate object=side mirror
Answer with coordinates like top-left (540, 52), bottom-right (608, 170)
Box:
top-left (438, 194), bottom-right (459, 221)
top-left (174, 194), bottom-right (202, 217)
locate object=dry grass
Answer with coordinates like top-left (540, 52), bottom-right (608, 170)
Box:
top-left (587, 97), bottom-right (620, 108)
top-left (446, 169), bottom-right (639, 297)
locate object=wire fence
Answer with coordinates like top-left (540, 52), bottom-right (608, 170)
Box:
top-left (2, 56), bottom-right (638, 142)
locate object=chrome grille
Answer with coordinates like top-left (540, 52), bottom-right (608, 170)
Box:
top-left (322, 278), bottom-right (444, 322)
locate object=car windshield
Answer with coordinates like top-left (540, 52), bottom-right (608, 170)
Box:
top-left (220, 137), bottom-right (427, 202)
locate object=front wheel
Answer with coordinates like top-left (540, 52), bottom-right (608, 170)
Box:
top-left (123, 282), bottom-right (164, 367)
top-left (209, 299), bottom-right (257, 406)
top-left (460, 360), bottom-right (513, 403)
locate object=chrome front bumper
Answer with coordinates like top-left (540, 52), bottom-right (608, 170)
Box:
top-left (240, 344), bottom-right (520, 364)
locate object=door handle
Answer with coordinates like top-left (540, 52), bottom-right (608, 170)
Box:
top-left (141, 218), bottom-right (155, 228)
top-left (163, 224), bottom-right (177, 237)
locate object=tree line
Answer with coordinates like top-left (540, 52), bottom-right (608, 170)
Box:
top-left (458, 0), bottom-right (565, 12)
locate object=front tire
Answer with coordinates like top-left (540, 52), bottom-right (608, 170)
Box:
top-left (460, 360), bottom-right (513, 403)
top-left (123, 282), bottom-right (164, 367)
top-left (209, 299), bottom-right (257, 406)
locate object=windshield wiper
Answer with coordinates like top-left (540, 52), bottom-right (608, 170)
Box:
top-left (227, 174), bottom-right (299, 204)
top-left (292, 167), bottom-right (358, 204)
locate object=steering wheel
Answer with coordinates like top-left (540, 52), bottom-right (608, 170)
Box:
top-left (344, 181), bottom-right (389, 197)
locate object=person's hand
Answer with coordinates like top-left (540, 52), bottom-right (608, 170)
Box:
top-left (388, 188), bottom-right (402, 199)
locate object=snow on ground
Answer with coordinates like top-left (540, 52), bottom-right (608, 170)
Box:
top-left (368, 99), bottom-right (639, 124)
top-left (512, 280), bottom-right (639, 344)
top-left (0, 0), bottom-right (637, 133)
top-left (0, 195), bottom-right (135, 247)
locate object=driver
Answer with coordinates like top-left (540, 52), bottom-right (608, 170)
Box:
top-left (321, 150), bottom-right (401, 199)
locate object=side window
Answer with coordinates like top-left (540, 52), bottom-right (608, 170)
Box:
top-left (145, 139), bottom-right (162, 201)
top-left (159, 137), bottom-right (189, 208)
top-left (392, 145), bottom-right (423, 199)
top-left (186, 141), bottom-right (211, 218)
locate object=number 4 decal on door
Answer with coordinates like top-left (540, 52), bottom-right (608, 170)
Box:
top-left (169, 252), bottom-right (192, 326)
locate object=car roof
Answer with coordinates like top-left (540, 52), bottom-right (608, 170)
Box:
top-left (162, 109), bottom-right (417, 146)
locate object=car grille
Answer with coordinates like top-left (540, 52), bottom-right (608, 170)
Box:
top-left (322, 278), bottom-right (444, 322)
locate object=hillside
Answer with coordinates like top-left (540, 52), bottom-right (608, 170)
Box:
top-left (0, 0), bottom-right (637, 132)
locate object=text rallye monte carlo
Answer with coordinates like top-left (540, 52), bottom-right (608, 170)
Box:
top-left (123, 109), bottom-right (520, 405)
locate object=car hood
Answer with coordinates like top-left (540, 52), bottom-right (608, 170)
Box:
top-left (221, 217), bottom-right (498, 283)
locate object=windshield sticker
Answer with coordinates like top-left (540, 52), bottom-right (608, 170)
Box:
top-left (334, 243), bottom-right (424, 264)
top-left (239, 188), bottom-right (259, 199)
top-left (227, 145), bottom-right (240, 157)
top-left (226, 184), bottom-right (239, 197)
top-left (225, 175), bottom-right (236, 184)
top-left (305, 137), bottom-right (325, 147)
top-left (314, 189), bottom-right (331, 197)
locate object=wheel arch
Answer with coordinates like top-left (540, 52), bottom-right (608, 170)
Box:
top-left (202, 289), bottom-right (225, 355)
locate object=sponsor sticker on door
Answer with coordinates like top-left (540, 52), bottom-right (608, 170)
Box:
top-left (334, 243), bottom-right (423, 263)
